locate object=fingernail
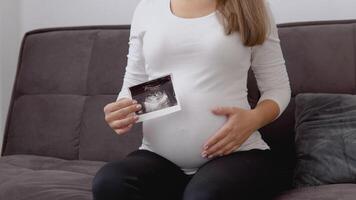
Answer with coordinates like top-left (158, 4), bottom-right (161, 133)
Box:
top-left (136, 104), bottom-right (142, 109)
top-left (201, 153), bottom-right (207, 158)
top-left (134, 115), bottom-right (139, 120)
top-left (208, 155), bottom-right (214, 159)
top-left (204, 145), bottom-right (209, 150)
top-left (132, 100), bottom-right (137, 104)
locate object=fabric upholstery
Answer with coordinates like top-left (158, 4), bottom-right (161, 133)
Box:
top-left (4, 95), bottom-right (85, 160)
top-left (3, 26), bottom-right (142, 161)
top-left (0, 154), bottom-right (105, 200)
top-left (274, 184), bottom-right (356, 200)
top-left (293, 93), bottom-right (356, 188)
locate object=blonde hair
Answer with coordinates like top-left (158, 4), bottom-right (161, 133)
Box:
top-left (216, 0), bottom-right (270, 46)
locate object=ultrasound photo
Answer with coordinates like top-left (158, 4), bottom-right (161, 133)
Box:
top-left (128, 73), bottom-right (181, 122)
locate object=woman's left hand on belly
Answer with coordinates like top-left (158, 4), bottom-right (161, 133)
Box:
top-left (201, 106), bottom-right (262, 159)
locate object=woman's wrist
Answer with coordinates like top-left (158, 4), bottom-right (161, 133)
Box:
top-left (250, 99), bottom-right (280, 130)
top-left (249, 108), bottom-right (265, 130)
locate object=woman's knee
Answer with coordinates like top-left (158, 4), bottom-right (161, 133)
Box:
top-left (183, 172), bottom-right (233, 200)
top-left (182, 150), bottom-right (275, 200)
top-left (92, 161), bottom-right (139, 200)
top-left (183, 178), bottom-right (255, 200)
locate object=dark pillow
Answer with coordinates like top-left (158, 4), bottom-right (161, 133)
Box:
top-left (293, 93), bottom-right (356, 188)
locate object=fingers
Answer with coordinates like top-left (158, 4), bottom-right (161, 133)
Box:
top-left (212, 141), bottom-right (238, 158)
top-left (203, 139), bottom-right (241, 159)
top-left (222, 142), bottom-right (239, 156)
top-left (109, 114), bottom-right (139, 130)
top-left (119, 103), bottom-right (142, 118)
top-left (211, 106), bottom-right (236, 116)
top-left (202, 134), bottom-right (232, 158)
top-left (103, 98), bottom-right (143, 135)
top-left (114, 123), bottom-right (134, 135)
top-left (105, 102), bottom-right (142, 122)
top-left (104, 98), bottom-right (134, 115)
top-left (203, 123), bottom-right (232, 151)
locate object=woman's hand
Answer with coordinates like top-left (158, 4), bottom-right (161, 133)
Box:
top-left (201, 106), bottom-right (263, 159)
top-left (103, 98), bottom-right (142, 135)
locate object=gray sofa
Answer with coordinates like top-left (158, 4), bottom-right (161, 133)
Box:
top-left (1, 19), bottom-right (356, 200)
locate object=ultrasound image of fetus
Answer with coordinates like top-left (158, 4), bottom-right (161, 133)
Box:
top-left (143, 85), bottom-right (171, 113)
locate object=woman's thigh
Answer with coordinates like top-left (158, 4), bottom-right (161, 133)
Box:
top-left (183, 149), bottom-right (278, 200)
top-left (92, 149), bottom-right (191, 200)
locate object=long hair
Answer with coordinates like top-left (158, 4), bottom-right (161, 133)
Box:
top-left (216, 0), bottom-right (270, 46)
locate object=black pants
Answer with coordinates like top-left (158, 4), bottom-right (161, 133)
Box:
top-left (92, 148), bottom-right (279, 200)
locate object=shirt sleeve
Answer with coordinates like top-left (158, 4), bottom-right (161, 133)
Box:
top-left (116, 0), bottom-right (149, 102)
top-left (250, 0), bottom-right (292, 120)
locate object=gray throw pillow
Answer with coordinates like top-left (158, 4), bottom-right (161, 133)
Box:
top-left (293, 93), bottom-right (356, 188)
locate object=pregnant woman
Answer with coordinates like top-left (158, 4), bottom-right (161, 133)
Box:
top-left (93, 0), bottom-right (291, 199)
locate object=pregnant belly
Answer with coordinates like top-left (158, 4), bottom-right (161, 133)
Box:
top-left (142, 92), bottom-right (251, 170)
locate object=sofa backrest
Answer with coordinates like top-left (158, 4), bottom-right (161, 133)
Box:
top-left (2, 26), bottom-right (142, 161)
top-left (2, 21), bottom-right (356, 171)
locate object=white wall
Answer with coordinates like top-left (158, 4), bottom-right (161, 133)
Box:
top-left (270, 0), bottom-right (356, 23)
top-left (1, 0), bottom-right (356, 154)
top-left (20, 0), bottom-right (141, 36)
top-left (0, 0), bottom-right (21, 154)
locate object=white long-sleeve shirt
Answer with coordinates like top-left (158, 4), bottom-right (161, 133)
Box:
top-left (117, 0), bottom-right (291, 175)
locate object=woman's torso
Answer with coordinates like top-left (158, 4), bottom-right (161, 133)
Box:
top-left (138, 0), bottom-right (270, 175)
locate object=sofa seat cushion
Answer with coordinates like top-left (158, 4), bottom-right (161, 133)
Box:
top-left (0, 154), bottom-right (106, 200)
top-left (274, 183), bottom-right (356, 200)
